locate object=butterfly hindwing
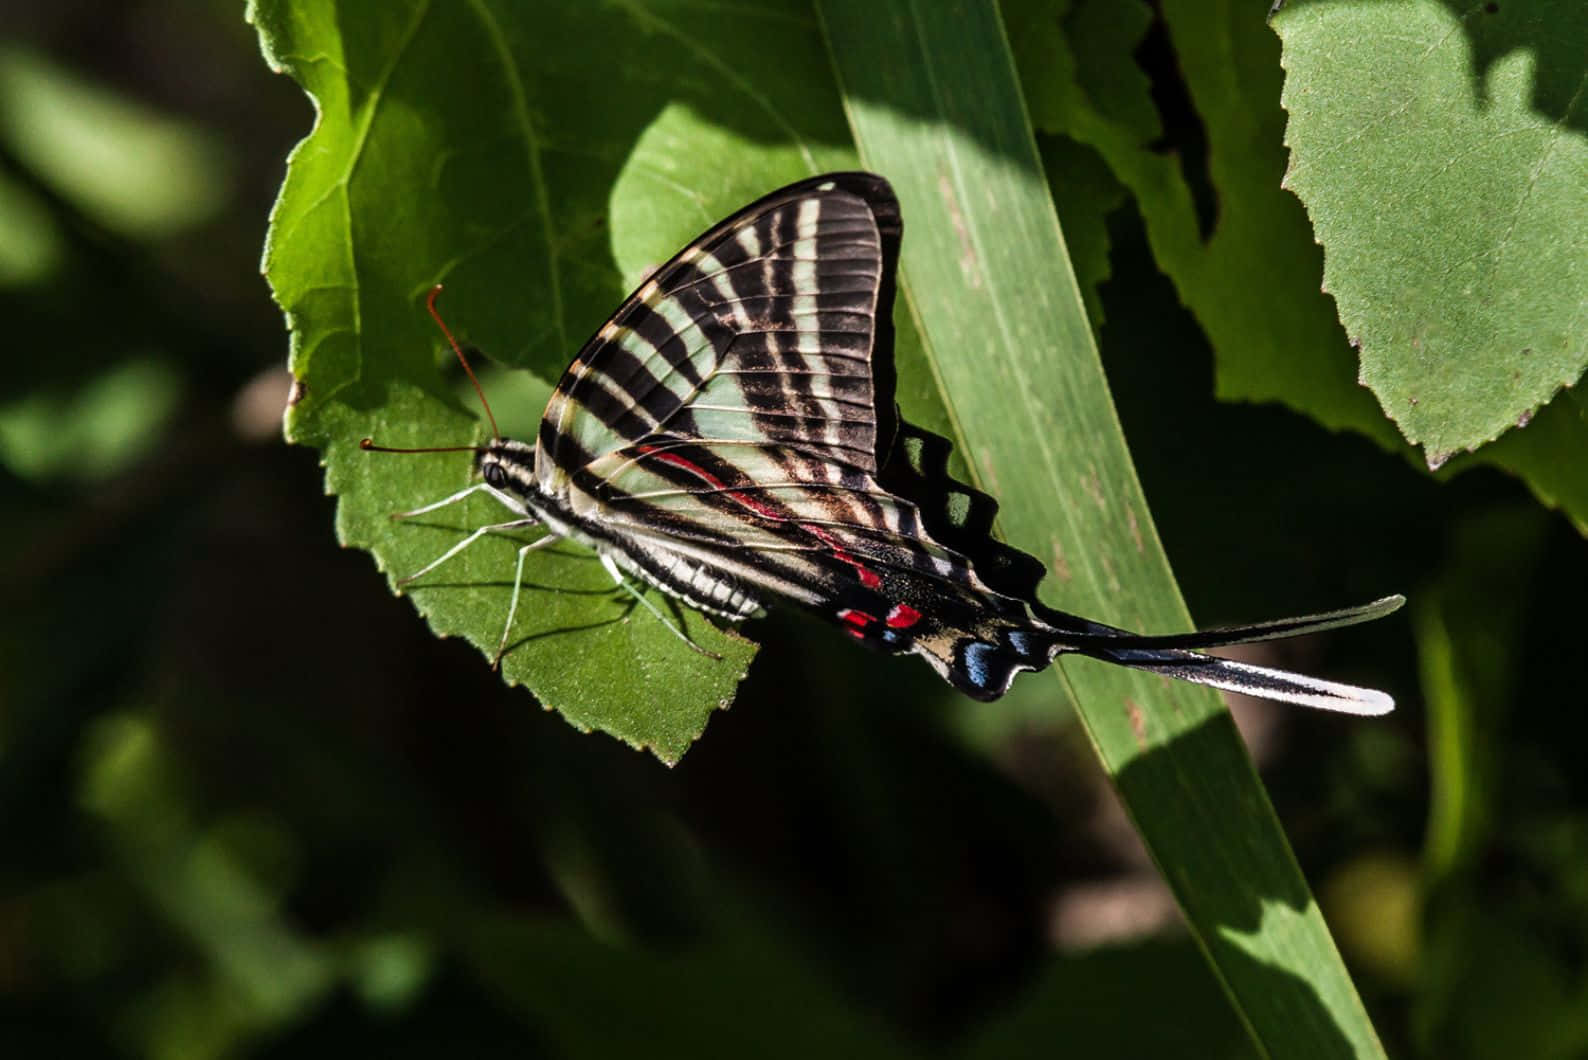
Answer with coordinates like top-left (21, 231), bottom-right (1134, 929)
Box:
top-left (569, 437), bottom-right (1066, 700)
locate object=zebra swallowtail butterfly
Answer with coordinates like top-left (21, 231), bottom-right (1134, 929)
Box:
top-left (364, 172), bottom-right (1400, 713)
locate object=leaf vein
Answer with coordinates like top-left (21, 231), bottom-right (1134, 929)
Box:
top-left (466, 0), bottom-right (567, 352)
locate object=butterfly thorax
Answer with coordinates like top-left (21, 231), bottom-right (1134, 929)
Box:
top-left (477, 437), bottom-right (763, 622)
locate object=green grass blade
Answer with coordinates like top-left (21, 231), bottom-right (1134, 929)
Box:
top-left (817, 2), bottom-right (1386, 1056)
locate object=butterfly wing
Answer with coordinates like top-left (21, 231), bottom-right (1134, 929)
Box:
top-left (568, 436), bottom-right (1057, 700)
top-left (536, 172), bottom-right (900, 492)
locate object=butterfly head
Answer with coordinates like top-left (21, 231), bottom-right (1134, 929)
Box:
top-left (476, 437), bottom-right (538, 497)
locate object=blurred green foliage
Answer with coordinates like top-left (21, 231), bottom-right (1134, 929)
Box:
top-left (2, 1), bottom-right (1585, 1057)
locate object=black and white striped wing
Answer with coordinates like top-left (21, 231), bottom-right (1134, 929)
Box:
top-left (535, 172), bottom-right (899, 492)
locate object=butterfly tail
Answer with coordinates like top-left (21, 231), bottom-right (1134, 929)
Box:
top-left (1069, 595), bottom-right (1404, 652)
top-left (1076, 643), bottom-right (1394, 716)
top-left (1048, 595), bottom-right (1402, 715)
top-left (914, 597), bottom-right (1401, 711)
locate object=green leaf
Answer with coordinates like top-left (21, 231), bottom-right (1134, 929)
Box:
top-left (819, 1), bottom-right (1386, 1056)
top-left (0, 46), bottom-right (231, 239)
top-left (1275, 0), bottom-right (1588, 467)
top-left (1036, 134), bottom-right (1127, 331)
top-left (1449, 387), bottom-right (1588, 533)
top-left (1005, 0), bottom-right (1404, 451)
top-left (1417, 505), bottom-right (1549, 882)
top-left (1007, 0), bottom-right (1588, 536)
top-left (79, 713), bottom-right (335, 1043)
top-left (0, 357), bottom-right (182, 484)
top-left (250, 0), bottom-right (876, 762)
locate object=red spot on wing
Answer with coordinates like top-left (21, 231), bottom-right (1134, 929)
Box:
top-left (847, 560), bottom-right (883, 589)
top-left (885, 603), bottom-right (921, 629)
top-left (799, 521), bottom-right (882, 588)
top-left (826, 550), bottom-right (882, 588)
top-left (838, 608), bottom-right (875, 640)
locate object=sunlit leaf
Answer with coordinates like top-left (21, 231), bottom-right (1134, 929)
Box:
top-left (1275, 0), bottom-right (1588, 467)
top-left (1007, 0), bottom-right (1588, 536)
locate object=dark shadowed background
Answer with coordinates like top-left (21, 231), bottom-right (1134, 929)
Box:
top-left (4, 2), bottom-right (1586, 1057)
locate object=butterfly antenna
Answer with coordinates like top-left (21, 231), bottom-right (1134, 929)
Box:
top-left (427, 283), bottom-right (501, 441)
top-left (359, 438), bottom-right (485, 455)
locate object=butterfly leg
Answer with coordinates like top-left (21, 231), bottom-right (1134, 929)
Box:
top-left (492, 532), bottom-right (565, 669)
top-left (393, 482), bottom-right (529, 521)
top-left (398, 518), bottom-right (544, 587)
top-left (598, 553), bottom-right (723, 661)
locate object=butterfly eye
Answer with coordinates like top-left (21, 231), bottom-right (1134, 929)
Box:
top-left (483, 463), bottom-right (507, 490)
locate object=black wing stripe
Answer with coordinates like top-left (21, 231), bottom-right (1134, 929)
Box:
top-left (540, 181), bottom-right (893, 487)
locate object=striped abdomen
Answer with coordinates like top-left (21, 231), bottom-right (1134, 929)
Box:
top-left (604, 540), bottom-right (763, 621)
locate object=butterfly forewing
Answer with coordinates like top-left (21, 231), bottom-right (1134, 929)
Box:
top-left (537, 174), bottom-right (900, 492)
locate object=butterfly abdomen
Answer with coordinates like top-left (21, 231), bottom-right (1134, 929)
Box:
top-left (606, 541), bottom-right (763, 621)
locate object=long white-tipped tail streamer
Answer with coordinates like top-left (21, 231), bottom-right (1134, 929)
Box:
top-left (1066, 595), bottom-right (1403, 715)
